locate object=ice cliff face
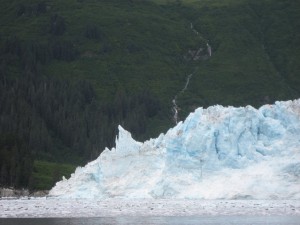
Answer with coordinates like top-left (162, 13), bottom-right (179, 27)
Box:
top-left (50, 99), bottom-right (300, 199)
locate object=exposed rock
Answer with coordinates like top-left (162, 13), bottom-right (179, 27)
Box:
top-left (0, 188), bottom-right (15, 197)
top-left (30, 190), bottom-right (49, 197)
top-left (0, 188), bottom-right (48, 198)
top-left (185, 47), bottom-right (210, 61)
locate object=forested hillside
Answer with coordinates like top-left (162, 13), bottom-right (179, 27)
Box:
top-left (0, 0), bottom-right (299, 190)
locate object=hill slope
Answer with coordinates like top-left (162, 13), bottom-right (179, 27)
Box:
top-left (0, 0), bottom-right (299, 189)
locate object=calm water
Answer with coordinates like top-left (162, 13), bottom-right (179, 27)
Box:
top-left (1, 216), bottom-right (300, 225)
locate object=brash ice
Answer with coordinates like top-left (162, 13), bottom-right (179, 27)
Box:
top-left (50, 99), bottom-right (300, 199)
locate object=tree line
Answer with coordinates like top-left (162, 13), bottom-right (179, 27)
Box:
top-left (0, 33), bottom-right (161, 189)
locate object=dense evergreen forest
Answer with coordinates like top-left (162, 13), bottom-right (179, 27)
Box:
top-left (0, 0), bottom-right (299, 190)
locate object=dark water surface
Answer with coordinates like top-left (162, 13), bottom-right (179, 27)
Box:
top-left (1, 216), bottom-right (300, 225)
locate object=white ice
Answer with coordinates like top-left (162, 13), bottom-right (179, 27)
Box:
top-left (0, 198), bottom-right (299, 218)
top-left (50, 99), bottom-right (300, 199)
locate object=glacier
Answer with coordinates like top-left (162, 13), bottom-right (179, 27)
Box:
top-left (50, 99), bottom-right (300, 199)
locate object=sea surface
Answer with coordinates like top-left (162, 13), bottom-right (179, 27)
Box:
top-left (1, 216), bottom-right (300, 225)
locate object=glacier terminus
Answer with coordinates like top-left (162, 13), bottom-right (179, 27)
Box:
top-left (50, 99), bottom-right (300, 199)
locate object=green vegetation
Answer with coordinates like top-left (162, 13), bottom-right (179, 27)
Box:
top-left (0, 0), bottom-right (299, 190)
top-left (31, 160), bottom-right (76, 190)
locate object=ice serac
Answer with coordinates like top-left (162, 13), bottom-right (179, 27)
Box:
top-left (50, 99), bottom-right (300, 199)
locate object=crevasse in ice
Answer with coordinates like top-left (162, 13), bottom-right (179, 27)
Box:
top-left (50, 99), bottom-right (300, 199)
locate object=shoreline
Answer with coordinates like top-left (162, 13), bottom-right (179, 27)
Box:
top-left (0, 188), bottom-right (49, 198)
